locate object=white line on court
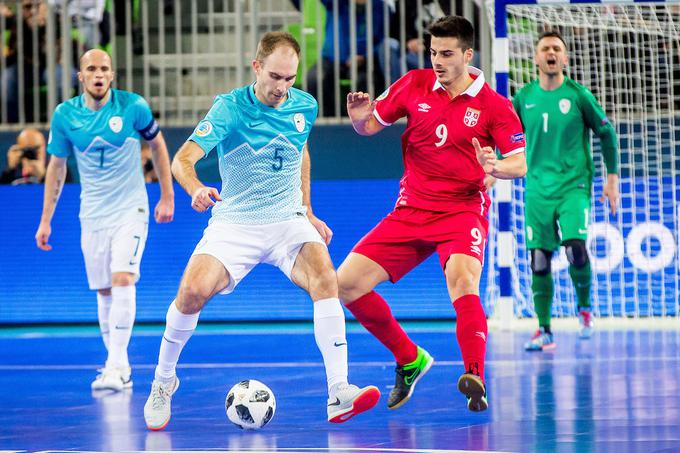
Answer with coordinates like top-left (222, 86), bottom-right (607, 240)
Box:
top-left (2, 356), bottom-right (679, 371)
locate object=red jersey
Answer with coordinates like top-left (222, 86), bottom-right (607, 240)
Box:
top-left (374, 67), bottom-right (525, 212)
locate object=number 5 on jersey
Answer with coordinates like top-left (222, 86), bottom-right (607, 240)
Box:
top-left (272, 147), bottom-right (284, 171)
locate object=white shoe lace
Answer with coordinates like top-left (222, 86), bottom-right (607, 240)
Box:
top-left (151, 381), bottom-right (172, 410)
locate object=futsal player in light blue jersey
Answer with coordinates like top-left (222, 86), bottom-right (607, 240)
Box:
top-left (144, 32), bottom-right (380, 431)
top-left (35, 49), bottom-right (175, 392)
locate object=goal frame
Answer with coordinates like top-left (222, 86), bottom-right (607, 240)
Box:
top-left (491, 0), bottom-right (680, 328)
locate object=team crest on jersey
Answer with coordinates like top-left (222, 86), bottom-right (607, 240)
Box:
top-left (195, 120), bottom-right (213, 137)
top-left (108, 116), bottom-right (123, 133)
top-left (293, 113), bottom-right (305, 132)
top-left (559, 98), bottom-right (571, 114)
top-left (463, 108), bottom-right (480, 127)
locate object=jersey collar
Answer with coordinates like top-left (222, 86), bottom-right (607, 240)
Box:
top-left (249, 82), bottom-right (293, 108)
top-left (432, 66), bottom-right (485, 97)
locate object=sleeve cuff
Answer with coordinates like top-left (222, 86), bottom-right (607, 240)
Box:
top-left (373, 109), bottom-right (392, 127)
top-left (502, 147), bottom-right (525, 157)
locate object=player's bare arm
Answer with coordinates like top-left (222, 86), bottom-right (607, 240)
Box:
top-left (473, 138), bottom-right (527, 179)
top-left (35, 156), bottom-right (68, 251)
top-left (601, 173), bottom-right (619, 215)
top-left (347, 91), bottom-right (385, 136)
top-left (147, 131), bottom-right (175, 223)
top-left (301, 143), bottom-right (332, 245)
top-left (171, 140), bottom-right (221, 213)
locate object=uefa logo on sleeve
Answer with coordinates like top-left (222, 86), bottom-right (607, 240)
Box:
top-left (195, 120), bottom-right (213, 137)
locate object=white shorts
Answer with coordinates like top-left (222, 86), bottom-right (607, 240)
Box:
top-left (81, 217), bottom-right (149, 290)
top-left (192, 217), bottom-right (326, 294)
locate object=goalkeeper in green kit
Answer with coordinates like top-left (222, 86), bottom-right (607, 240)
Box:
top-left (512, 31), bottom-right (619, 351)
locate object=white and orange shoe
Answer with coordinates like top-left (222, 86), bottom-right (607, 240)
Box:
top-left (144, 375), bottom-right (180, 431)
top-left (327, 383), bottom-right (380, 423)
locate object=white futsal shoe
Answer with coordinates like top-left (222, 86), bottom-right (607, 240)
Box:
top-left (144, 376), bottom-right (180, 431)
top-left (327, 383), bottom-right (380, 423)
top-left (91, 366), bottom-right (133, 391)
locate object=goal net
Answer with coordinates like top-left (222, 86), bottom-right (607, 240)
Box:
top-left (486, 1), bottom-right (680, 321)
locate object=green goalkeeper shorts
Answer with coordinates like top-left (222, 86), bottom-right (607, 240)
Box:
top-left (524, 189), bottom-right (591, 251)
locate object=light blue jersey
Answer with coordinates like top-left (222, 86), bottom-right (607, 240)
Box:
top-left (48, 89), bottom-right (160, 230)
top-left (189, 84), bottom-right (318, 224)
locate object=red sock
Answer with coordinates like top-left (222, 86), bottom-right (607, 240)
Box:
top-left (453, 294), bottom-right (487, 382)
top-left (346, 291), bottom-right (417, 365)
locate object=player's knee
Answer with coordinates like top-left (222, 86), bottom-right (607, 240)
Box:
top-left (310, 267), bottom-right (338, 299)
top-left (337, 269), bottom-right (356, 301)
top-left (445, 269), bottom-right (477, 298)
top-left (564, 239), bottom-right (589, 268)
top-left (530, 249), bottom-right (553, 276)
top-left (112, 272), bottom-right (135, 287)
top-left (337, 272), bottom-right (370, 304)
top-left (176, 281), bottom-right (211, 313)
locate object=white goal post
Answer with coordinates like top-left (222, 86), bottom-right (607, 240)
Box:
top-left (486, 0), bottom-right (680, 327)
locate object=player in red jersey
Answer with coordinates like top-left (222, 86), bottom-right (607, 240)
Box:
top-left (337, 15), bottom-right (527, 412)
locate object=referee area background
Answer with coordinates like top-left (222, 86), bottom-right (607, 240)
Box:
top-left (0, 1), bottom-right (679, 453)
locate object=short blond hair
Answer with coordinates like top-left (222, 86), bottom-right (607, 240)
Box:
top-left (255, 31), bottom-right (300, 61)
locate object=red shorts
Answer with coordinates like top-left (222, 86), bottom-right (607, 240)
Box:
top-left (352, 206), bottom-right (489, 283)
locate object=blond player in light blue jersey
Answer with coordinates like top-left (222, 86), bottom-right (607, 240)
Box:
top-left (35, 49), bottom-right (175, 392)
top-left (143, 32), bottom-right (380, 431)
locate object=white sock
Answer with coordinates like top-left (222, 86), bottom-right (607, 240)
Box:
top-left (155, 301), bottom-right (199, 382)
top-left (106, 285), bottom-right (136, 369)
top-left (97, 292), bottom-right (113, 350)
top-left (313, 297), bottom-right (349, 396)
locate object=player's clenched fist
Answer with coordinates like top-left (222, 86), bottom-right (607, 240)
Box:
top-left (35, 222), bottom-right (52, 251)
top-left (473, 137), bottom-right (497, 175)
top-left (191, 186), bottom-right (222, 212)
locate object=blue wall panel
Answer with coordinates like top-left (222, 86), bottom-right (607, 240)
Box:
top-left (0, 181), bottom-right (473, 324)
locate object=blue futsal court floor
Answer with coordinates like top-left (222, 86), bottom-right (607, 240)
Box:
top-left (0, 325), bottom-right (679, 453)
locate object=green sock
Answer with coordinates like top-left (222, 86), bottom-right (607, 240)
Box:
top-left (569, 262), bottom-right (592, 310)
top-left (532, 273), bottom-right (554, 328)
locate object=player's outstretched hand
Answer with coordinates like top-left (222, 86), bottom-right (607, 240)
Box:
top-left (308, 213), bottom-right (333, 245)
top-left (347, 91), bottom-right (373, 122)
top-left (191, 186), bottom-right (221, 213)
top-left (35, 221), bottom-right (52, 251)
top-left (154, 196), bottom-right (175, 223)
top-left (473, 138), bottom-right (497, 175)
top-left (601, 173), bottom-right (619, 215)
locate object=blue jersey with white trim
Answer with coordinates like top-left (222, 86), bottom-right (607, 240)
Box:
top-left (48, 89), bottom-right (159, 230)
top-left (189, 84), bottom-right (318, 224)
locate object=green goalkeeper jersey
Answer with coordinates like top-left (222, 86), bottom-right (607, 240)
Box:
top-left (512, 77), bottom-right (618, 199)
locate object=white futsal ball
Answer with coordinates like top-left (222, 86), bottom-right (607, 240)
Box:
top-left (225, 380), bottom-right (276, 429)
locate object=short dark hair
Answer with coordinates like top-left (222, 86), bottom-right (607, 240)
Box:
top-left (256, 31), bottom-right (300, 61)
top-left (427, 15), bottom-right (474, 50)
top-left (537, 30), bottom-right (568, 50)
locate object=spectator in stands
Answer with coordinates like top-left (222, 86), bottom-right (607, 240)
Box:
top-left (1, 0), bottom-right (77, 123)
top-left (378, 0), bottom-right (448, 83)
top-left (306, 0), bottom-right (385, 116)
top-left (141, 142), bottom-right (158, 183)
top-left (47, 0), bottom-right (108, 50)
top-left (0, 127), bottom-right (46, 184)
